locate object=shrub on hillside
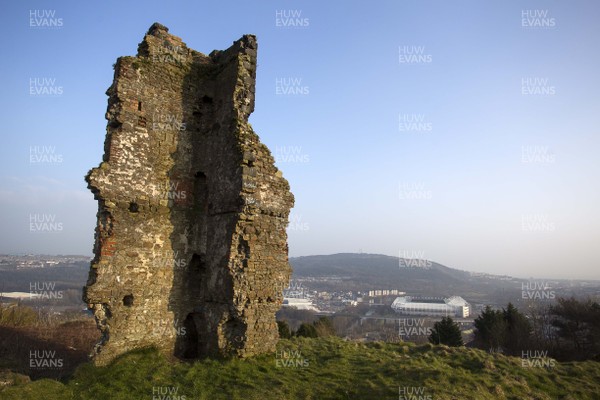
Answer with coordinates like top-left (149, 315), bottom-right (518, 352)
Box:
top-left (0, 303), bottom-right (38, 327)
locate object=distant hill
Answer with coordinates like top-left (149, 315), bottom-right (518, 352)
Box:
top-left (291, 253), bottom-right (470, 281)
top-left (289, 253), bottom-right (523, 305)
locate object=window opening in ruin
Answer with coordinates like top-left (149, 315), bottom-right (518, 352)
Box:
top-left (189, 253), bottom-right (207, 272)
top-left (194, 172), bottom-right (208, 212)
top-left (123, 294), bottom-right (134, 307)
top-left (181, 313), bottom-right (200, 358)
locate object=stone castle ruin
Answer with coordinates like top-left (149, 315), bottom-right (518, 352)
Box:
top-left (84, 23), bottom-right (294, 365)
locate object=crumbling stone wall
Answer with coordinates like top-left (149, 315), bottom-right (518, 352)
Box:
top-left (84, 23), bottom-right (294, 365)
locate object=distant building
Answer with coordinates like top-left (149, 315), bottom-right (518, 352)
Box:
top-left (282, 298), bottom-right (319, 312)
top-left (391, 296), bottom-right (470, 318)
top-left (368, 289), bottom-right (405, 297)
top-left (0, 292), bottom-right (41, 300)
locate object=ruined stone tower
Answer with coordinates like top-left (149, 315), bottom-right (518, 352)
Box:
top-left (84, 23), bottom-right (294, 365)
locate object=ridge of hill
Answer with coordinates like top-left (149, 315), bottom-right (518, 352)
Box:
top-left (289, 253), bottom-right (521, 304)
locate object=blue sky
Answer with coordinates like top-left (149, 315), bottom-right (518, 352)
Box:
top-left (0, 0), bottom-right (599, 279)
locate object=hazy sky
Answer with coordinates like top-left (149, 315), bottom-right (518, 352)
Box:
top-left (1, 1), bottom-right (599, 279)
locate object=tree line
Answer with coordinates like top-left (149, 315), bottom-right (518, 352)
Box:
top-left (276, 296), bottom-right (600, 362)
top-left (472, 297), bottom-right (600, 361)
top-left (421, 296), bottom-right (600, 362)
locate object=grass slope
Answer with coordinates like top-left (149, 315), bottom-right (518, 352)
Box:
top-left (1, 337), bottom-right (599, 400)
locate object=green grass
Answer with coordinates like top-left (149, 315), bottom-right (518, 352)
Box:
top-left (1, 338), bottom-right (599, 400)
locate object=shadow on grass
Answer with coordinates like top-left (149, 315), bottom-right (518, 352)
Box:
top-left (0, 319), bottom-right (100, 381)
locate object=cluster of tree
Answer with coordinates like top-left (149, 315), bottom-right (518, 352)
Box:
top-left (277, 317), bottom-right (336, 339)
top-left (428, 316), bottom-right (464, 347)
top-left (473, 297), bottom-right (600, 361)
top-left (473, 303), bottom-right (530, 356)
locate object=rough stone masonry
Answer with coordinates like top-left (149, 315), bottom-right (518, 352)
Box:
top-left (84, 23), bottom-right (294, 365)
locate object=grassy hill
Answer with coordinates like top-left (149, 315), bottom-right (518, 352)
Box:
top-left (2, 337), bottom-right (599, 400)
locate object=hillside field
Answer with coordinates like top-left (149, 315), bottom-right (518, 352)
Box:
top-left (1, 337), bottom-right (599, 400)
